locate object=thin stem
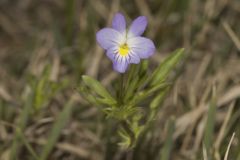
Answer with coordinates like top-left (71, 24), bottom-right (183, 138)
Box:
top-left (118, 73), bottom-right (136, 148)
top-left (118, 73), bottom-right (125, 105)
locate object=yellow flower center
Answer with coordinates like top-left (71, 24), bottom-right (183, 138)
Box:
top-left (119, 44), bottom-right (129, 56)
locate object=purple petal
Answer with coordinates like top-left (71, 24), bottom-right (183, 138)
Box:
top-left (113, 56), bottom-right (129, 73)
top-left (129, 51), bottom-right (140, 64)
top-left (128, 16), bottom-right (147, 38)
top-left (106, 47), bottom-right (118, 61)
top-left (96, 28), bottom-right (124, 50)
top-left (127, 37), bottom-right (156, 59)
top-left (112, 13), bottom-right (126, 34)
top-left (106, 47), bottom-right (130, 73)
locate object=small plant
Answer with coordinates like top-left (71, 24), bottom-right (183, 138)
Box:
top-left (79, 12), bottom-right (185, 148)
top-left (96, 13), bottom-right (155, 73)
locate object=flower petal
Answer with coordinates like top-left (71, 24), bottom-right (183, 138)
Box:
top-left (106, 47), bottom-right (118, 61)
top-left (128, 16), bottom-right (147, 38)
top-left (113, 56), bottom-right (129, 73)
top-left (127, 37), bottom-right (156, 59)
top-left (107, 47), bottom-right (140, 64)
top-left (129, 51), bottom-right (140, 64)
top-left (112, 13), bottom-right (126, 34)
top-left (96, 28), bottom-right (124, 50)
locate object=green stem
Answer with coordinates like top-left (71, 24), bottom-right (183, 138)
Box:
top-left (117, 73), bottom-right (136, 147)
top-left (118, 74), bottom-right (125, 105)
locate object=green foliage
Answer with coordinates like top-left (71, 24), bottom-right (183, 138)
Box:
top-left (10, 90), bottom-right (34, 160)
top-left (82, 75), bottom-right (116, 105)
top-left (79, 48), bottom-right (185, 148)
top-left (203, 88), bottom-right (217, 159)
top-left (9, 64), bottom-right (70, 160)
top-left (160, 117), bottom-right (175, 160)
top-left (39, 99), bottom-right (74, 160)
top-left (149, 48), bottom-right (185, 86)
top-left (2, 0), bottom-right (240, 159)
top-left (29, 65), bottom-right (68, 112)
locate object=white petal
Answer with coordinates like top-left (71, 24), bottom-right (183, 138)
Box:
top-left (127, 36), bottom-right (155, 59)
top-left (96, 28), bottom-right (125, 50)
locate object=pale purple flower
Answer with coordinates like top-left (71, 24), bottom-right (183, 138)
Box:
top-left (96, 13), bottom-right (156, 73)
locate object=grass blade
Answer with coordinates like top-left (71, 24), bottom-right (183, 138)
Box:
top-left (10, 93), bottom-right (33, 160)
top-left (224, 132), bottom-right (235, 160)
top-left (39, 97), bottom-right (74, 160)
top-left (160, 117), bottom-right (175, 160)
top-left (203, 87), bottom-right (217, 158)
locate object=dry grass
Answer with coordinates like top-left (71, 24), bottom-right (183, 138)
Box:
top-left (0, 0), bottom-right (240, 159)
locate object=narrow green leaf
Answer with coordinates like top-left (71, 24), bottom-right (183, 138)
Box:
top-left (77, 85), bottom-right (102, 105)
top-left (17, 129), bottom-right (40, 160)
top-left (124, 76), bottom-right (139, 102)
top-left (65, 0), bottom-right (75, 44)
top-left (96, 97), bottom-right (117, 106)
top-left (103, 105), bottom-right (137, 120)
top-left (139, 60), bottom-right (149, 75)
top-left (82, 75), bottom-right (116, 103)
top-left (118, 128), bottom-right (131, 148)
top-left (10, 92), bottom-right (33, 159)
top-left (39, 98), bottom-right (74, 160)
top-left (203, 88), bottom-right (217, 158)
top-left (124, 61), bottom-right (149, 102)
top-left (160, 117), bottom-right (175, 160)
top-left (150, 87), bottom-right (170, 110)
top-left (150, 48), bottom-right (185, 86)
top-left (130, 82), bottom-right (170, 105)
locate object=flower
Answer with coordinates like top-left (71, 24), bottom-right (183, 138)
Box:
top-left (96, 13), bottom-right (156, 73)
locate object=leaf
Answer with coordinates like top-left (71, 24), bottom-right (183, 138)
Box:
top-left (124, 76), bottom-right (139, 102)
top-left (81, 75), bottom-right (116, 104)
top-left (10, 92), bottom-right (34, 159)
top-left (77, 85), bottom-right (102, 105)
top-left (130, 82), bottom-right (170, 105)
top-left (131, 114), bottom-right (144, 140)
top-left (103, 105), bottom-right (138, 120)
top-left (203, 87), bottom-right (217, 158)
top-left (17, 130), bottom-right (40, 160)
top-left (160, 117), bottom-right (175, 160)
top-left (150, 48), bottom-right (185, 86)
top-left (29, 65), bottom-right (68, 111)
top-left (39, 98), bottom-right (74, 160)
top-left (150, 86), bottom-right (170, 110)
top-left (118, 128), bottom-right (131, 148)
top-left (96, 97), bottom-right (117, 106)
top-left (124, 62), bottom-right (149, 102)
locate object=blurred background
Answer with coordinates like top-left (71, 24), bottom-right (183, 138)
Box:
top-left (0, 0), bottom-right (240, 159)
